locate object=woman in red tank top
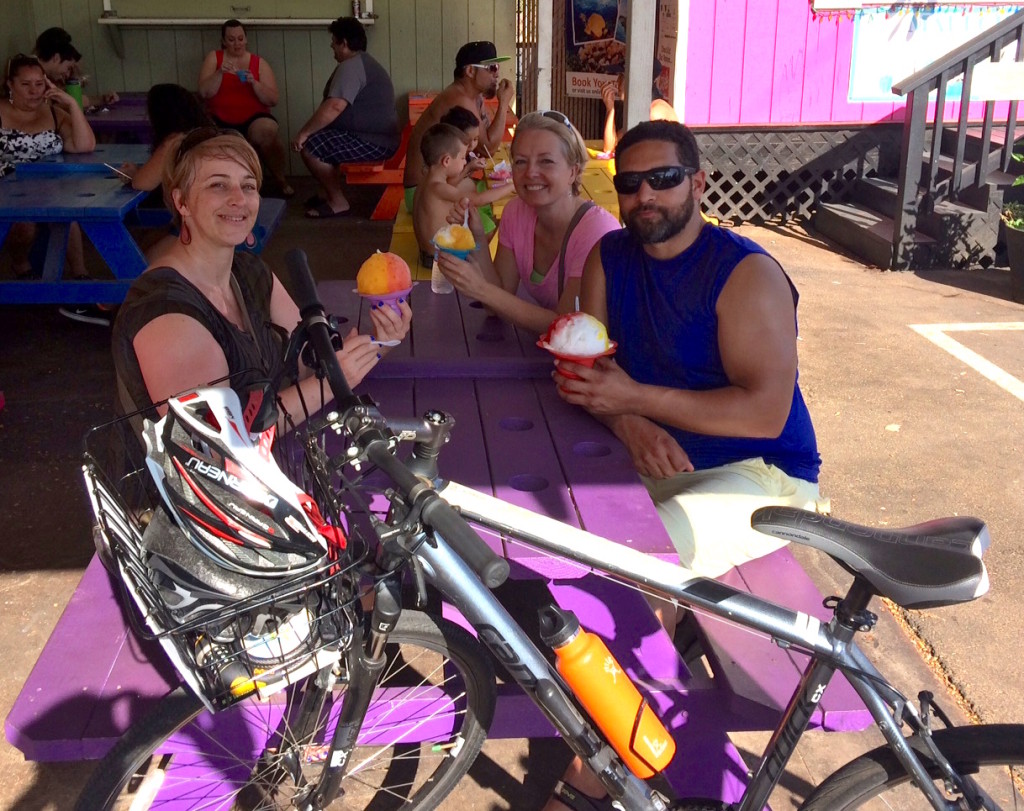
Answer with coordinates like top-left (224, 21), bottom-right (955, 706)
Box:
top-left (198, 19), bottom-right (293, 196)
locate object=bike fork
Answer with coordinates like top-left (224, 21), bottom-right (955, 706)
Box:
top-left (308, 576), bottom-right (403, 809)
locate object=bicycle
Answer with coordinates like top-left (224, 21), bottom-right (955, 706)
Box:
top-left (75, 249), bottom-right (1024, 810)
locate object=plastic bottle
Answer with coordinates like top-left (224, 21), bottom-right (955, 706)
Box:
top-left (65, 79), bottom-right (83, 108)
top-left (539, 605), bottom-right (675, 778)
top-left (430, 257), bottom-right (454, 294)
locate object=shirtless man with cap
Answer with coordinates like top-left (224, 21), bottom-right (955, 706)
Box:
top-left (402, 40), bottom-right (515, 212)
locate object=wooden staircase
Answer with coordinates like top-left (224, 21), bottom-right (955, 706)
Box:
top-left (814, 147), bottom-right (1010, 269)
top-left (813, 12), bottom-right (1024, 270)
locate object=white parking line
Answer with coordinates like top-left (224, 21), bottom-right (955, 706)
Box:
top-left (909, 322), bottom-right (1024, 402)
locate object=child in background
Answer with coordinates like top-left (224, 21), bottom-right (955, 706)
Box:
top-left (439, 106), bottom-right (498, 241)
top-left (412, 123), bottom-right (512, 269)
top-left (439, 106), bottom-right (484, 175)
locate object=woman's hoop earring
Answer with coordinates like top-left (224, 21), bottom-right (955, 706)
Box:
top-left (179, 220), bottom-right (192, 245)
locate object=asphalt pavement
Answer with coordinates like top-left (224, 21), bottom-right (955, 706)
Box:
top-left (1, 182), bottom-right (1021, 809)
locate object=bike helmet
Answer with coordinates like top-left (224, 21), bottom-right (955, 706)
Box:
top-left (143, 387), bottom-right (328, 578)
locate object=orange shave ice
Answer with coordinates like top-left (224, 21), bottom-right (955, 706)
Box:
top-left (433, 224), bottom-right (476, 252)
top-left (356, 251), bottom-right (412, 295)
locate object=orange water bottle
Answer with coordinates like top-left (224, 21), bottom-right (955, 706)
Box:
top-left (539, 605), bottom-right (676, 777)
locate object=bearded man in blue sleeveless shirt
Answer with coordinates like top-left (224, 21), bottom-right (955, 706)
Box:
top-left (555, 121), bottom-right (828, 634)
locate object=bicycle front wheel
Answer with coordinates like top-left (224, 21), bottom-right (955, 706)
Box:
top-left (800, 724), bottom-right (1024, 810)
top-left (75, 610), bottom-right (496, 811)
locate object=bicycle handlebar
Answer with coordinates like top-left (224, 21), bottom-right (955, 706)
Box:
top-left (285, 249), bottom-right (510, 588)
top-left (363, 441), bottom-right (510, 588)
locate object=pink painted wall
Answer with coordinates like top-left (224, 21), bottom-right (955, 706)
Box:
top-left (683, 0), bottom-right (1007, 127)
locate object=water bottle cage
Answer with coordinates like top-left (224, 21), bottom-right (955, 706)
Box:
top-left (626, 695), bottom-right (664, 776)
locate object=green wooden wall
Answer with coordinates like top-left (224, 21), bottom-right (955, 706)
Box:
top-left (7, 0), bottom-right (517, 173)
top-left (3, 0), bottom-right (37, 68)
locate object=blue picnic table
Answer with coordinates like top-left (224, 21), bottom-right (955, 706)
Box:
top-left (0, 149), bottom-right (287, 304)
top-left (15, 143), bottom-right (152, 176)
top-left (3, 282), bottom-right (870, 806)
top-left (0, 173), bottom-right (148, 304)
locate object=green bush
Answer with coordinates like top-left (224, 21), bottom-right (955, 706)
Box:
top-left (1003, 201), bottom-right (1024, 230)
top-left (1004, 153), bottom-right (1024, 229)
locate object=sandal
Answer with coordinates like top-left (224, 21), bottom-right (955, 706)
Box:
top-left (305, 202), bottom-right (352, 219)
top-left (550, 780), bottom-right (617, 811)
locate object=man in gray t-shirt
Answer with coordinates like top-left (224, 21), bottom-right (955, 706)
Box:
top-left (293, 16), bottom-right (398, 218)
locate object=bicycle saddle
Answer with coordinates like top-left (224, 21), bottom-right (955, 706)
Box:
top-left (750, 507), bottom-right (989, 609)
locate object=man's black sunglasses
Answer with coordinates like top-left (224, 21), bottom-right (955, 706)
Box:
top-left (612, 165), bottom-right (697, 195)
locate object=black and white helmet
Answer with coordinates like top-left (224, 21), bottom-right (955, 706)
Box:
top-left (143, 387), bottom-right (327, 578)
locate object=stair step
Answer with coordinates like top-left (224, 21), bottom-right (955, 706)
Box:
top-left (939, 125), bottom-right (1022, 161)
top-left (813, 202), bottom-right (934, 269)
top-left (855, 176), bottom-right (989, 235)
top-left (963, 124), bottom-right (1021, 148)
top-left (923, 151), bottom-right (1016, 187)
top-left (854, 177), bottom-right (900, 218)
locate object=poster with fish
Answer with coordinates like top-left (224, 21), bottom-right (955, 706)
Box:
top-left (565, 0), bottom-right (627, 98)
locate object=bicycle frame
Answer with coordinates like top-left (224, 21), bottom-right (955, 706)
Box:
top-left (420, 481), bottom-right (972, 811)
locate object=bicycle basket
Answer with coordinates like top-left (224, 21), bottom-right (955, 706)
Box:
top-left (82, 383), bottom-right (370, 712)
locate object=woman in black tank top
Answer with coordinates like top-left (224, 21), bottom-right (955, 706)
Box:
top-left (112, 128), bottom-right (411, 428)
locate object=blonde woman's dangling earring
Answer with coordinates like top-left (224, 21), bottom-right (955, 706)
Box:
top-left (179, 219), bottom-right (192, 245)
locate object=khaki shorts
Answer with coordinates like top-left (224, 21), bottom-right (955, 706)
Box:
top-left (642, 457), bottom-right (830, 579)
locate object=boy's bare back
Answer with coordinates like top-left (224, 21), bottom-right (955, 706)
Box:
top-left (413, 175), bottom-right (462, 259)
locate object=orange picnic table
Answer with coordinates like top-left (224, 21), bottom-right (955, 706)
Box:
top-left (344, 92), bottom-right (519, 222)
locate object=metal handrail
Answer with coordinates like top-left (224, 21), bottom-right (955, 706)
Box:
top-left (888, 12), bottom-right (1024, 269)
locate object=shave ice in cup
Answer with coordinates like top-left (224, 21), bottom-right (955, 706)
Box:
top-left (538, 312), bottom-right (617, 379)
top-left (355, 251), bottom-right (412, 313)
top-left (430, 221), bottom-right (476, 294)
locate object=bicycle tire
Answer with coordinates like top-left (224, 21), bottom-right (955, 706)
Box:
top-left (800, 723), bottom-right (1024, 810)
top-left (74, 610), bottom-right (496, 811)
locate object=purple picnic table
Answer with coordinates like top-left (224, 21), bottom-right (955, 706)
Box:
top-left (318, 280), bottom-right (554, 380)
top-left (4, 282), bottom-right (870, 806)
top-left (85, 97), bottom-right (152, 143)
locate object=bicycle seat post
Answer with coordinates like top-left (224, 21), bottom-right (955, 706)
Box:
top-left (832, 576), bottom-right (878, 642)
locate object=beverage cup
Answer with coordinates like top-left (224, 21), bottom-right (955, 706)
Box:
top-left (551, 354), bottom-right (597, 381)
top-left (65, 80), bottom-right (83, 108)
top-left (237, 71), bottom-right (248, 83)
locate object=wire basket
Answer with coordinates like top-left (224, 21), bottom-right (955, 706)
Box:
top-left (81, 386), bottom-right (374, 712)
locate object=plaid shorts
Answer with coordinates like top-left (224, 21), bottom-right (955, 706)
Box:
top-left (304, 129), bottom-right (391, 165)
